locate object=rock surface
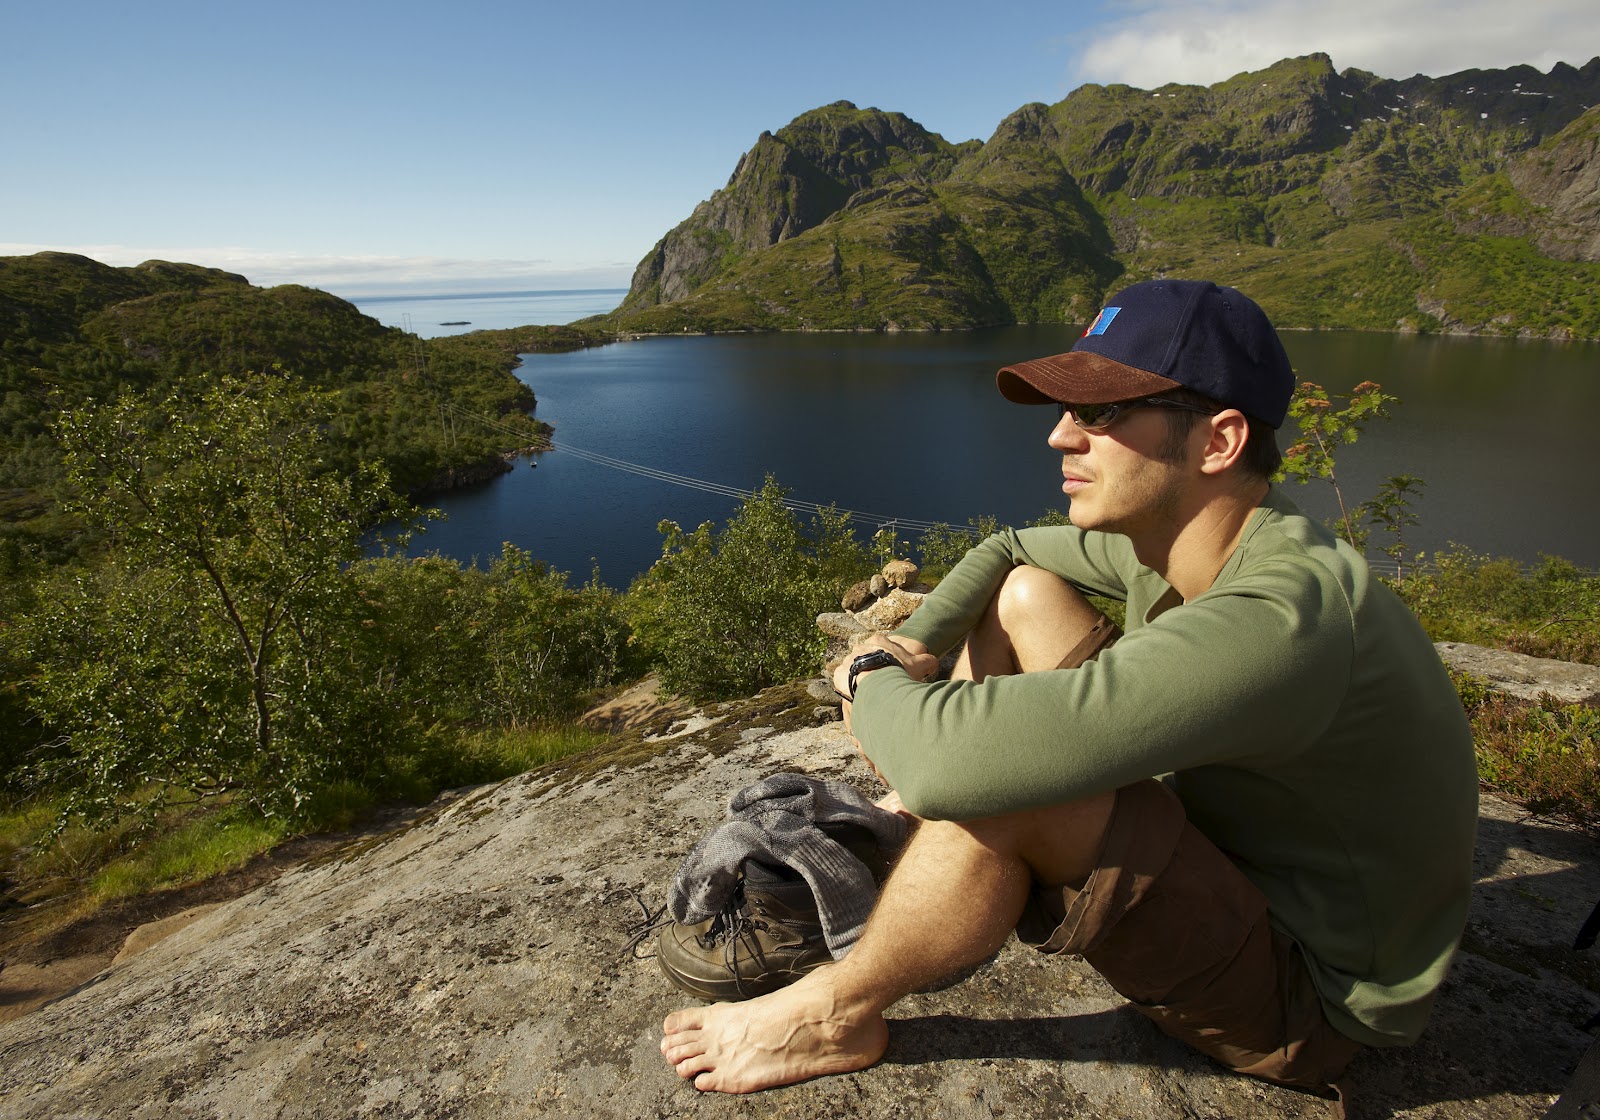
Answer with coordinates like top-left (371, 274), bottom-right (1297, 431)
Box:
top-left (2, 679), bottom-right (1597, 1119)
top-left (842, 580), bottom-right (875, 612)
top-left (1508, 105), bottom-right (1600, 262)
top-left (1435, 641), bottom-right (1600, 706)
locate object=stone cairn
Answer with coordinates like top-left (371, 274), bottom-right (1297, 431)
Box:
top-left (808, 559), bottom-right (944, 717)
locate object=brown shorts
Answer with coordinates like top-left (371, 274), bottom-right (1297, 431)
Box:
top-left (1054, 611), bottom-right (1121, 671)
top-left (1015, 778), bottom-right (1362, 1093)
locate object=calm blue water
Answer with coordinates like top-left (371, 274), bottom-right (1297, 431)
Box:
top-left (405, 328), bottom-right (1600, 586)
top-left (350, 289), bottom-right (627, 338)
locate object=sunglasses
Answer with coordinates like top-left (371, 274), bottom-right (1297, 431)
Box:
top-left (1056, 397), bottom-right (1219, 431)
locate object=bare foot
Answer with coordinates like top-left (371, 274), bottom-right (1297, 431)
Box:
top-left (658, 968), bottom-right (889, 1093)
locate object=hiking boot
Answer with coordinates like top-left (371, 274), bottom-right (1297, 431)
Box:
top-left (656, 872), bottom-right (831, 1002)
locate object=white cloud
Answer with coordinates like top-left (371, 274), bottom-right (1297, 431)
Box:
top-left (1067, 0), bottom-right (1600, 89)
top-left (0, 244), bottom-right (634, 295)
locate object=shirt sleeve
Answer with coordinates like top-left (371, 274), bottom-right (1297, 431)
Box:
top-left (893, 525), bottom-right (1133, 656)
top-left (852, 558), bottom-right (1354, 821)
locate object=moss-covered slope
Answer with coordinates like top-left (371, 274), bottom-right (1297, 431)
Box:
top-left (0, 253), bottom-right (610, 564)
top-left (610, 54), bottom-right (1600, 338)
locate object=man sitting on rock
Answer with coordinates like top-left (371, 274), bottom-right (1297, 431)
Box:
top-left (659, 279), bottom-right (1479, 1099)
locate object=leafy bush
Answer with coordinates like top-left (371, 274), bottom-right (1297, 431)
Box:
top-left (1402, 548), bottom-right (1600, 664)
top-left (1278, 380), bottom-right (1399, 550)
top-left (14, 374), bottom-right (417, 829)
top-left (352, 546), bottom-right (633, 729)
top-left (915, 516), bottom-right (998, 578)
top-left (625, 478), bottom-right (868, 700)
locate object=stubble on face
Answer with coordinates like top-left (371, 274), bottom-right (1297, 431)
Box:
top-left (1061, 415), bottom-right (1193, 539)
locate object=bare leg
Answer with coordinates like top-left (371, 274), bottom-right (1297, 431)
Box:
top-left (954, 564), bottom-right (1109, 680)
top-left (659, 793), bottom-right (1114, 1091)
top-left (661, 568), bottom-right (1112, 1093)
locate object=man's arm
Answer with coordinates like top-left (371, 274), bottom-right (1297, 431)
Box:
top-left (851, 563), bottom-right (1352, 822)
top-left (893, 525), bottom-right (1131, 657)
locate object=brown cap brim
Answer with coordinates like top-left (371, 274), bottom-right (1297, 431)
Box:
top-left (996, 350), bottom-right (1183, 405)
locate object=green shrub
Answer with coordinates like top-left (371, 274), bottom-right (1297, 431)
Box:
top-left (15, 375), bottom-right (424, 830)
top-left (1401, 548), bottom-right (1599, 664)
top-left (915, 516), bottom-right (998, 578)
top-left (626, 478), bottom-right (868, 700)
top-left (352, 545), bottom-right (633, 728)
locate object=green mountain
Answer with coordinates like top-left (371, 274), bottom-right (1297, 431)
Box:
top-left (0, 253), bottom-right (591, 565)
top-left (609, 55), bottom-right (1600, 337)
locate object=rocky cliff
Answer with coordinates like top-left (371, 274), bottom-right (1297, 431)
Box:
top-left (2, 676), bottom-right (1597, 1119)
top-left (610, 54), bottom-right (1600, 338)
top-left (1507, 106), bottom-right (1600, 261)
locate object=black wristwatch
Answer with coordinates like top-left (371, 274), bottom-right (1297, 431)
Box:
top-left (847, 649), bottom-right (903, 699)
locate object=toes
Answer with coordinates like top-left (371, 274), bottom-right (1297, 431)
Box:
top-left (662, 1009), bottom-right (704, 1034)
top-left (693, 1069), bottom-right (742, 1094)
top-left (661, 1036), bottom-right (705, 1064)
top-left (659, 1029), bottom-right (700, 1055)
top-left (675, 1053), bottom-right (716, 1081)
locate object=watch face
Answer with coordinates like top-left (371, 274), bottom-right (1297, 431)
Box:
top-left (848, 649), bottom-right (902, 699)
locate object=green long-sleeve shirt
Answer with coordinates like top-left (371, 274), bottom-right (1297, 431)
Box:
top-left (851, 486), bottom-right (1478, 1047)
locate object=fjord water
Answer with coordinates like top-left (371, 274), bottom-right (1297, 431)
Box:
top-left (412, 328), bottom-right (1600, 586)
top-left (350, 290), bottom-right (626, 337)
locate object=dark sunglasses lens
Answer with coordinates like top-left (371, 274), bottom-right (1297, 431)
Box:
top-left (1055, 401), bottom-right (1120, 428)
top-left (1074, 402), bottom-right (1117, 428)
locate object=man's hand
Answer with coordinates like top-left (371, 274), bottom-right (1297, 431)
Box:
top-left (829, 633), bottom-right (938, 701)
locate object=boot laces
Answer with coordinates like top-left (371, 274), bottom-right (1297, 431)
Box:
top-left (621, 889), bottom-right (671, 960)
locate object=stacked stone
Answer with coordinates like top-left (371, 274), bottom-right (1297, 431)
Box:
top-left (809, 560), bottom-right (951, 717)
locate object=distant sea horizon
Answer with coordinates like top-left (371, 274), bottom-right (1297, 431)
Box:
top-left (347, 288), bottom-right (627, 337)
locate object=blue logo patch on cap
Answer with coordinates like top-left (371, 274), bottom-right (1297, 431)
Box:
top-left (1084, 306), bottom-right (1120, 336)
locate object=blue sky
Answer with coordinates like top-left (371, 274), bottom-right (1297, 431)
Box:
top-left (5, 0), bottom-right (1598, 297)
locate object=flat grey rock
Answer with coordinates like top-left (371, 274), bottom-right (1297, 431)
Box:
top-left (1436, 641), bottom-right (1600, 706)
top-left (2, 679), bottom-right (1597, 1119)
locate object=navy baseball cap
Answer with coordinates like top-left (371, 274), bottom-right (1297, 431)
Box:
top-left (996, 279), bottom-right (1295, 428)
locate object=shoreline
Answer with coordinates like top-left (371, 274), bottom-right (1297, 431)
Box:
top-left (576, 321), bottom-right (1600, 345)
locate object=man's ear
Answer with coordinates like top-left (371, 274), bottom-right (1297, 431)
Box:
top-left (1196, 409), bottom-right (1250, 476)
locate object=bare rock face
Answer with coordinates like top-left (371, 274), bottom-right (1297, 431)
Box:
top-left (1436, 641), bottom-right (1600, 706)
top-left (818, 610), bottom-right (871, 668)
top-left (1, 681), bottom-right (1597, 1118)
top-left (1507, 105), bottom-right (1600, 261)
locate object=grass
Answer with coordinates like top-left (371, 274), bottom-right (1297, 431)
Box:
top-left (447, 723), bottom-right (609, 783)
top-left (85, 811), bottom-right (290, 905)
top-left (0, 720), bottom-right (607, 932)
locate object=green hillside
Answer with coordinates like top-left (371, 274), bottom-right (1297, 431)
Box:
top-left (609, 55), bottom-right (1600, 337)
top-left (0, 253), bottom-right (609, 565)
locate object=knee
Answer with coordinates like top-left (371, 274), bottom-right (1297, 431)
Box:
top-left (954, 791), bottom-right (1115, 867)
top-left (995, 565), bottom-right (1089, 628)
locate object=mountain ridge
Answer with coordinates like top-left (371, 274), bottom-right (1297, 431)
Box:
top-left (609, 54), bottom-right (1600, 338)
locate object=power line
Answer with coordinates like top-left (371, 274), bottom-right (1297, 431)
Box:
top-left (440, 402), bottom-right (1600, 575)
top-left (440, 401), bottom-right (983, 536)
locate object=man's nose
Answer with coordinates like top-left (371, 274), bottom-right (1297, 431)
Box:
top-left (1048, 411), bottom-right (1087, 452)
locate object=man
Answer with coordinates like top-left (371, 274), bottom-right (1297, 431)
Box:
top-left (659, 279), bottom-right (1479, 1099)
